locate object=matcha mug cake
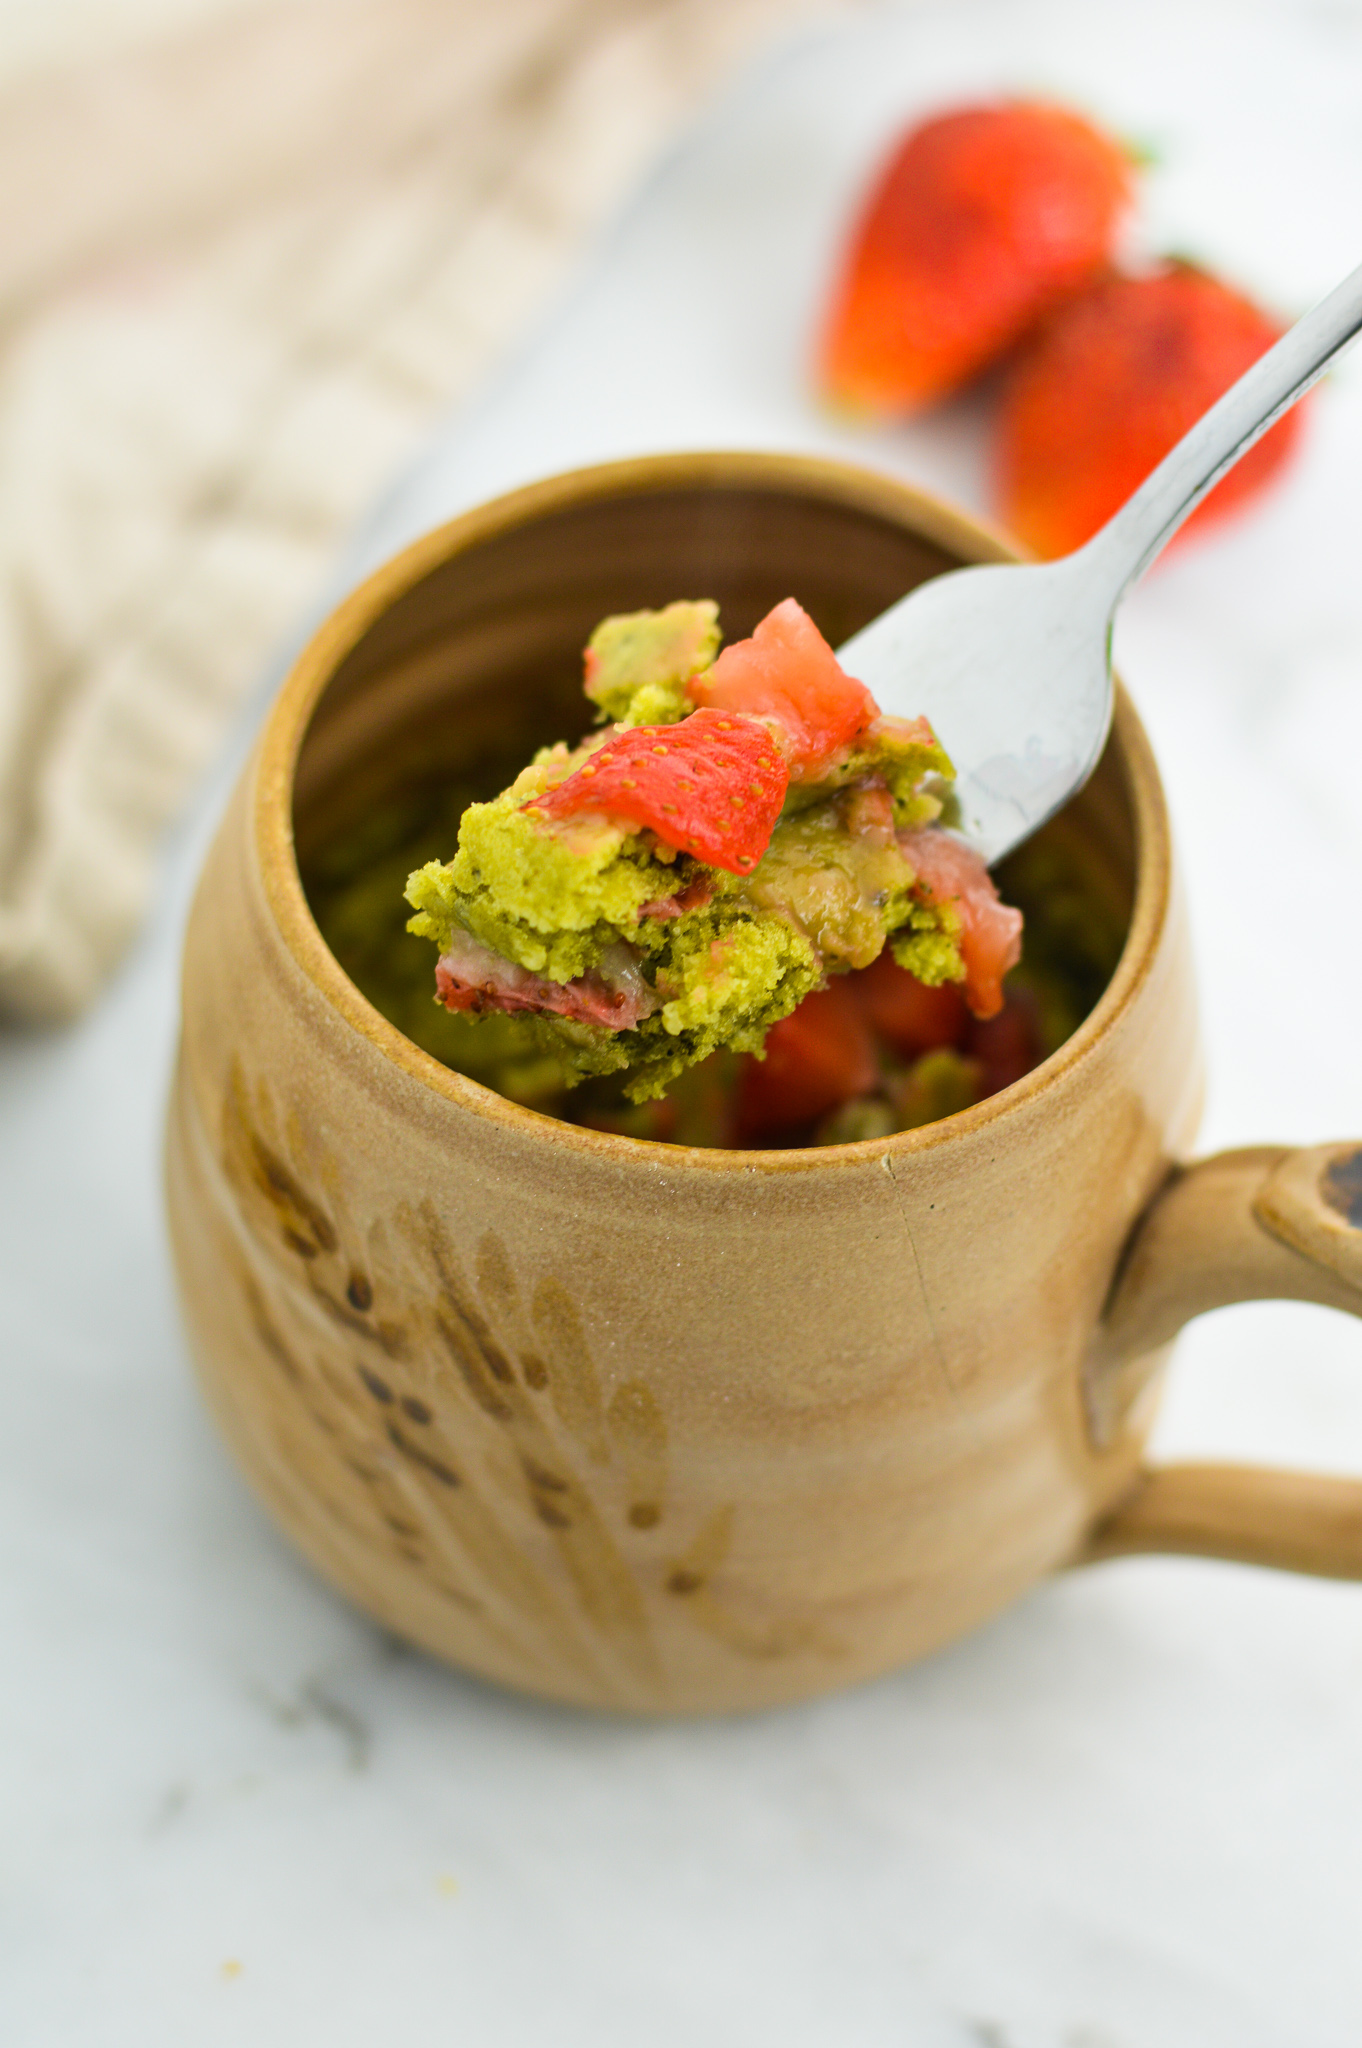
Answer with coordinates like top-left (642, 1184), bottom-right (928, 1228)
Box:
top-left (166, 453), bottom-right (1362, 1714)
top-left (396, 591), bottom-right (1031, 1143)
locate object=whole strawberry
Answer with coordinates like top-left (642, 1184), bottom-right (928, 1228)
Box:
top-left (998, 261), bottom-right (1304, 558)
top-left (820, 99), bottom-right (1134, 415)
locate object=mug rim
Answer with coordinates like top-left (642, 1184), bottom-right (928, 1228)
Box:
top-left (254, 450), bottom-right (1171, 1175)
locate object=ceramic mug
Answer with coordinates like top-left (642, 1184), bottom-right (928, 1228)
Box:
top-left (166, 452), bottom-right (1362, 1714)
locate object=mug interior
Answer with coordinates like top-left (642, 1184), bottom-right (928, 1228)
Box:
top-left (290, 466), bottom-right (1138, 1122)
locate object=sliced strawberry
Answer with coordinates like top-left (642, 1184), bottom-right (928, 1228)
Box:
top-left (998, 263), bottom-right (1303, 558)
top-left (636, 875), bottom-right (715, 922)
top-left (850, 949), bottom-right (968, 1057)
top-left (435, 932), bottom-right (657, 1030)
top-left (528, 708), bottom-right (788, 875)
top-left (687, 598), bottom-right (877, 781)
top-left (821, 100), bottom-right (1134, 415)
top-left (899, 828), bottom-right (1022, 1020)
top-left (735, 979), bottom-right (879, 1143)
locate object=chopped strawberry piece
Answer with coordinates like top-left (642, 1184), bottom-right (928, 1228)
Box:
top-left (636, 875), bottom-right (715, 922)
top-left (735, 980), bottom-right (879, 1143)
top-left (821, 100), bottom-right (1134, 415)
top-left (435, 931), bottom-right (657, 1030)
top-left (688, 598), bottom-right (877, 781)
top-left (851, 949), bottom-right (968, 1056)
top-left (899, 828), bottom-right (1022, 1019)
top-left (529, 709), bottom-right (788, 875)
top-left (999, 263), bottom-right (1303, 559)
top-left (844, 784), bottom-right (897, 844)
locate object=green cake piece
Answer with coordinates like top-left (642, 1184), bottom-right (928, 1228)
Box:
top-left (582, 599), bottom-right (720, 727)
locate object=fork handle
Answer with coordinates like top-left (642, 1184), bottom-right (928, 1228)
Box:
top-left (1080, 258), bottom-right (1362, 601)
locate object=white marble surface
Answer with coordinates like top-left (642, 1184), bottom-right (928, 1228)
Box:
top-left (7, 2), bottom-right (1362, 2041)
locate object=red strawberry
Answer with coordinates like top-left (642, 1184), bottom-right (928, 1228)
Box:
top-left (528, 708), bottom-right (788, 875)
top-left (735, 980), bottom-right (879, 1143)
top-left (688, 598), bottom-right (876, 780)
top-left (850, 949), bottom-right (968, 1057)
top-left (898, 828), bottom-right (1022, 1020)
top-left (998, 262), bottom-right (1303, 558)
top-left (820, 100), bottom-right (1133, 415)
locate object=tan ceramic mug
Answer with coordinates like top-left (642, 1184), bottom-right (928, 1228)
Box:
top-left (166, 452), bottom-right (1362, 1715)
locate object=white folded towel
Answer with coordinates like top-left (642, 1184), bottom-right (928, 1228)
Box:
top-left (0, 0), bottom-right (861, 1021)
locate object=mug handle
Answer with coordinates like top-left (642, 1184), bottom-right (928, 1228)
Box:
top-left (1081, 1142), bottom-right (1362, 1576)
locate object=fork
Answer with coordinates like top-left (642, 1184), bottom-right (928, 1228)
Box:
top-left (837, 259), bottom-right (1362, 863)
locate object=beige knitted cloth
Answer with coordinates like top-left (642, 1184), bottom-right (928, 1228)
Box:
top-left (0, 0), bottom-right (865, 1023)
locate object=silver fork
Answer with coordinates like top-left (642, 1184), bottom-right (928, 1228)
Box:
top-left (837, 259), bottom-right (1362, 864)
